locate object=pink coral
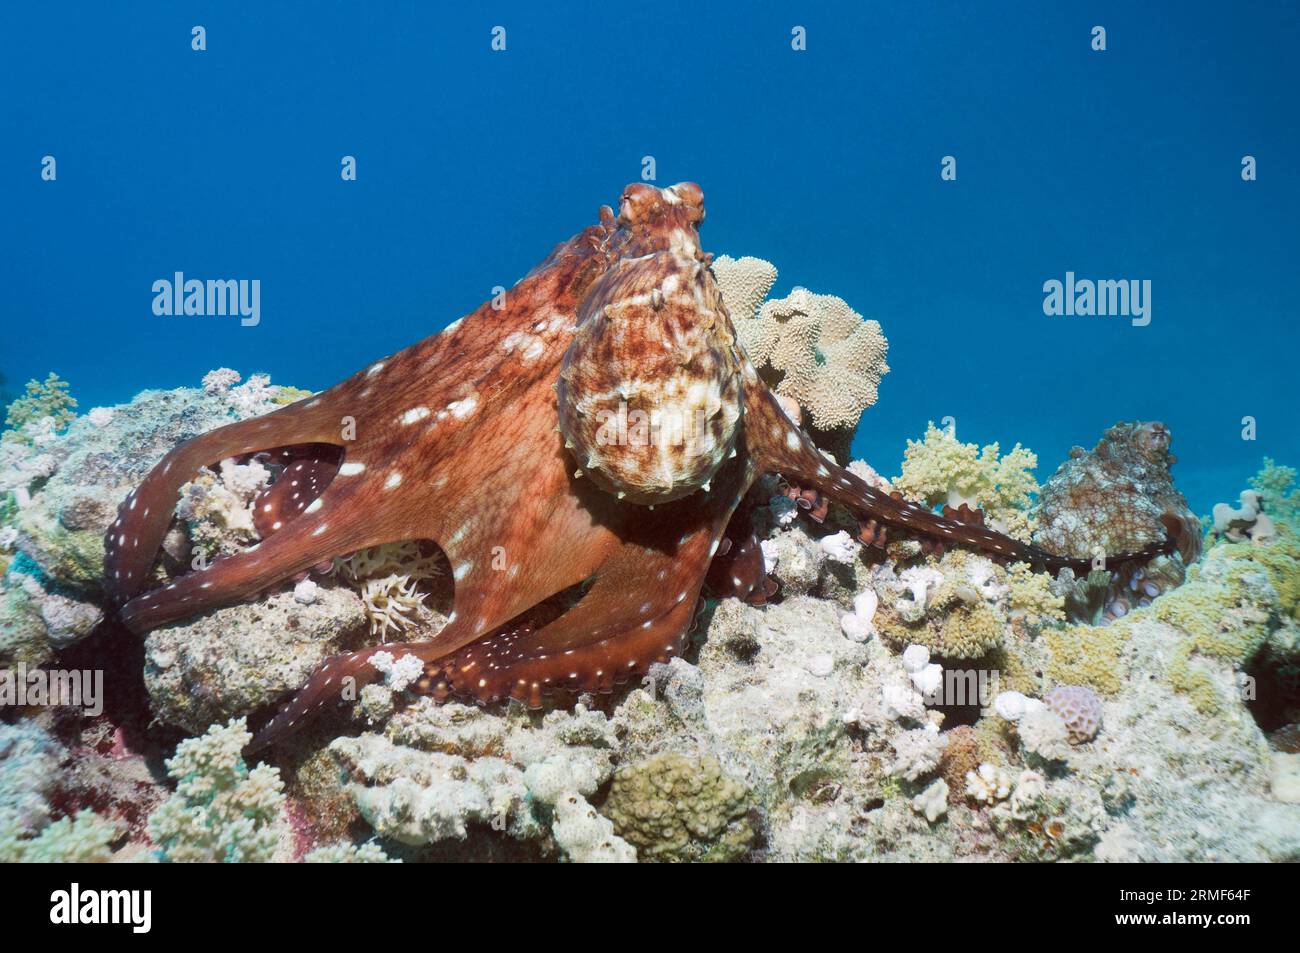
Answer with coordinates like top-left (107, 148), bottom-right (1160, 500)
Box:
top-left (1043, 685), bottom-right (1103, 744)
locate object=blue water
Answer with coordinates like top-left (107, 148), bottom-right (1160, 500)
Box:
top-left (3, 2), bottom-right (1297, 514)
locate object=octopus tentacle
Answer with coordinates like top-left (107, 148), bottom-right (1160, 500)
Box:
top-left (104, 409), bottom-right (347, 610)
top-left (743, 385), bottom-right (1171, 573)
top-left (120, 477), bottom-right (385, 632)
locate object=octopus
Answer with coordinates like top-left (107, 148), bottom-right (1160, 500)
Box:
top-left (1032, 420), bottom-right (1202, 623)
top-left (103, 182), bottom-right (1175, 751)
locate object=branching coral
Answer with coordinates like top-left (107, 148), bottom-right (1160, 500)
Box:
top-left (4, 810), bottom-right (120, 862)
top-left (894, 423), bottom-right (1038, 540)
top-left (4, 373), bottom-right (77, 436)
top-left (1250, 458), bottom-right (1300, 528)
top-left (303, 840), bottom-right (399, 863)
top-left (148, 719), bottom-right (287, 863)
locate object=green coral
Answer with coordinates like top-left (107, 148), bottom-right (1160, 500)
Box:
top-left (600, 753), bottom-right (754, 862)
top-left (1042, 623), bottom-right (1130, 696)
top-left (3, 373), bottom-right (77, 436)
top-left (13, 504), bottom-right (107, 591)
top-left (1250, 457), bottom-right (1300, 526)
top-left (148, 718), bottom-right (287, 863)
top-left (894, 422), bottom-right (1039, 540)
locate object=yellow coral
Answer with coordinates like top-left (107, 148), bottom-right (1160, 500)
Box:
top-left (894, 423), bottom-right (1038, 540)
top-left (1042, 623), bottom-right (1130, 696)
top-left (1153, 576), bottom-right (1271, 666)
top-left (1007, 562), bottom-right (1066, 624)
top-left (1167, 641), bottom-right (1224, 715)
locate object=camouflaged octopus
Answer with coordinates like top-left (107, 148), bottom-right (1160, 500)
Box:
top-left (103, 183), bottom-right (1170, 750)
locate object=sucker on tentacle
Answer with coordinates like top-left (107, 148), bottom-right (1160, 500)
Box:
top-left (104, 181), bottom-right (1176, 752)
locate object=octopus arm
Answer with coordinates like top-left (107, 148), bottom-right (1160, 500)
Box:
top-left (743, 386), bottom-right (1167, 573)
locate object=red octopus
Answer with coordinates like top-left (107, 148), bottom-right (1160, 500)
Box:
top-left (103, 183), bottom-right (1170, 750)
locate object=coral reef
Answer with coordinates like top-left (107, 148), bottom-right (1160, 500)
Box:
top-left (3, 363), bottom-right (1298, 862)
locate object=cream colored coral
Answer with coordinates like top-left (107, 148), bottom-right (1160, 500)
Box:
top-left (761, 289), bottom-right (889, 431)
top-left (330, 542), bottom-right (445, 637)
top-left (1006, 561), bottom-right (1066, 623)
top-left (177, 457), bottom-right (271, 557)
top-left (712, 255), bottom-right (778, 327)
top-left (713, 256), bottom-right (889, 435)
top-left (965, 763), bottom-right (1014, 804)
top-left (893, 422), bottom-right (1039, 540)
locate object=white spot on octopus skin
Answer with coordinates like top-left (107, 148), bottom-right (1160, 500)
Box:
top-left (312, 524), bottom-right (328, 536)
top-left (384, 472), bottom-right (403, 489)
top-left (367, 362), bottom-right (385, 376)
top-left (448, 396), bottom-right (478, 419)
top-left (400, 407), bottom-right (430, 425)
top-left (339, 461), bottom-right (366, 476)
top-left (304, 498), bottom-right (323, 514)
